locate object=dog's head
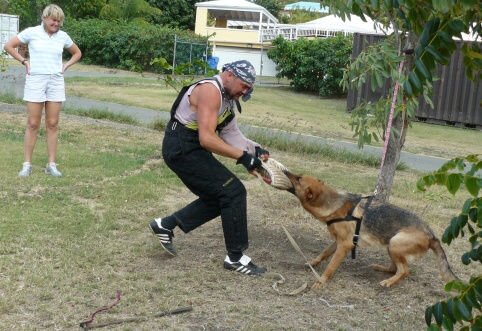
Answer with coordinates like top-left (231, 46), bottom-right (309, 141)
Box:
top-left (283, 170), bottom-right (339, 221)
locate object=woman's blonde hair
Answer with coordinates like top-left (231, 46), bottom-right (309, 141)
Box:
top-left (42, 4), bottom-right (65, 26)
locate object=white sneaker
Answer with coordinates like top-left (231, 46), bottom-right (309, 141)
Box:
top-left (18, 162), bottom-right (32, 177)
top-left (45, 162), bottom-right (62, 177)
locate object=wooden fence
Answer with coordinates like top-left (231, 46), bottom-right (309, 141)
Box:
top-left (347, 33), bottom-right (482, 130)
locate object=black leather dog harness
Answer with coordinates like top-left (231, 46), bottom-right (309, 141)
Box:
top-left (326, 196), bottom-right (374, 259)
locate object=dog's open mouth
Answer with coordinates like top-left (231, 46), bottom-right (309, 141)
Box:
top-left (282, 170), bottom-right (296, 194)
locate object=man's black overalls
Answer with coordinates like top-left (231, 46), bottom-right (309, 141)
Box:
top-left (162, 77), bottom-right (249, 254)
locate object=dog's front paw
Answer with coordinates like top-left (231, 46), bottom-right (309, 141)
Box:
top-left (309, 259), bottom-right (321, 267)
top-left (311, 281), bottom-right (324, 290)
top-left (379, 279), bottom-right (394, 287)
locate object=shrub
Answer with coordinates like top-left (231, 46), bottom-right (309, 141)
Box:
top-left (62, 19), bottom-right (209, 73)
top-left (267, 34), bottom-right (353, 97)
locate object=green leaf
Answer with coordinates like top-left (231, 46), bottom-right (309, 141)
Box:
top-left (425, 305), bottom-right (433, 325)
top-left (417, 179), bottom-right (427, 191)
top-left (409, 71), bottom-right (423, 95)
top-left (433, 301), bottom-right (444, 325)
top-left (448, 20), bottom-right (465, 34)
top-left (403, 80), bottom-right (413, 97)
top-left (415, 59), bottom-right (432, 80)
top-left (446, 298), bottom-right (456, 323)
top-left (446, 174), bottom-right (462, 195)
top-left (442, 300), bottom-right (456, 323)
top-left (441, 316), bottom-right (454, 331)
top-left (457, 301), bottom-right (473, 321)
top-left (461, 0), bottom-right (477, 10)
top-left (465, 176), bottom-right (481, 197)
top-left (433, 0), bottom-right (452, 11)
top-left (420, 25), bottom-right (430, 47)
top-left (456, 158), bottom-right (465, 171)
top-left (452, 300), bottom-right (463, 321)
top-left (371, 74), bottom-right (377, 92)
top-left (371, 0), bottom-right (380, 10)
top-left (425, 45), bottom-right (449, 64)
top-left (469, 207), bottom-right (478, 222)
top-left (465, 289), bottom-right (481, 310)
top-left (437, 30), bottom-right (455, 43)
top-left (462, 198), bottom-right (473, 214)
top-left (473, 283), bottom-right (482, 299)
top-left (434, 173), bottom-right (447, 185)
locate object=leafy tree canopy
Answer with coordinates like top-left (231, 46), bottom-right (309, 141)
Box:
top-left (100, 0), bottom-right (161, 23)
top-left (250, 0), bottom-right (283, 19)
top-left (147, 0), bottom-right (200, 30)
top-left (8, 0), bottom-right (107, 29)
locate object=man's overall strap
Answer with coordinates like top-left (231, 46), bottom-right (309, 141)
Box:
top-left (170, 77), bottom-right (243, 122)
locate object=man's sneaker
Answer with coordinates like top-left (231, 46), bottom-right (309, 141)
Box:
top-left (45, 163), bottom-right (62, 177)
top-left (18, 162), bottom-right (32, 177)
top-left (223, 255), bottom-right (267, 275)
top-left (149, 218), bottom-right (177, 256)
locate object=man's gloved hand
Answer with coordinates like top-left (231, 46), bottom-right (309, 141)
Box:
top-left (255, 146), bottom-right (270, 159)
top-left (237, 151), bottom-right (262, 171)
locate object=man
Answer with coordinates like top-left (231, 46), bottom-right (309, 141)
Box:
top-left (149, 60), bottom-right (269, 275)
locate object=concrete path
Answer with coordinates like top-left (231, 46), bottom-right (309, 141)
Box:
top-left (0, 67), bottom-right (449, 174)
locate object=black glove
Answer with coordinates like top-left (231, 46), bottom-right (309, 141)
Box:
top-left (237, 151), bottom-right (262, 171)
top-left (255, 146), bottom-right (270, 158)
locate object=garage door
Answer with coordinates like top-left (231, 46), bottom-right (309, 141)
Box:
top-left (213, 46), bottom-right (278, 77)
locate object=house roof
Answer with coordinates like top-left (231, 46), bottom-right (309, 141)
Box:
top-left (284, 1), bottom-right (329, 13)
top-left (195, 0), bottom-right (278, 23)
top-left (301, 14), bottom-right (392, 35)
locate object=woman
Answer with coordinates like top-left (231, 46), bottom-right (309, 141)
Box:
top-left (4, 4), bottom-right (82, 177)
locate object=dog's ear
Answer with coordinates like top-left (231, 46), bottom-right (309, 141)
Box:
top-left (305, 187), bottom-right (314, 200)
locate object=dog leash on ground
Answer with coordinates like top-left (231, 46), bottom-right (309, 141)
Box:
top-left (252, 169), bottom-right (323, 294)
top-left (79, 290), bottom-right (192, 330)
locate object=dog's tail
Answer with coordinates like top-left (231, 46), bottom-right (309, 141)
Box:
top-left (429, 237), bottom-right (459, 283)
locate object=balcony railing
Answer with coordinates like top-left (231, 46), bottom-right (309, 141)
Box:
top-left (259, 25), bottom-right (353, 42)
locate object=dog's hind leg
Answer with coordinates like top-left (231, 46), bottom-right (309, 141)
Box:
top-left (310, 241), bottom-right (337, 267)
top-left (377, 231), bottom-right (428, 287)
top-left (370, 248), bottom-right (397, 273)
top-left (379, 260), bottom-right (410, 287)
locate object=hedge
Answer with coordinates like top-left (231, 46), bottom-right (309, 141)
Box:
top-left (62, 19), bottom-right (209, 73)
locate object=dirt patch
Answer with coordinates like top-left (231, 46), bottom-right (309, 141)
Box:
top-left (129, 178), bottom-right (476, 331)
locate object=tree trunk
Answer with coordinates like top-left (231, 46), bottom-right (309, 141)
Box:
top-left (374, 112), bottom-right (409, 203)
top-left (375, 35), bottom-right (415, 203)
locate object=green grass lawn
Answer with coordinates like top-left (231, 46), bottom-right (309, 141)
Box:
top-left (0, 63), bottom-right (480, 330)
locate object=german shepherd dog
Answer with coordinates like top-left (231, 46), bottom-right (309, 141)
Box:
top-left (283, 171), bottom-right (459, 289)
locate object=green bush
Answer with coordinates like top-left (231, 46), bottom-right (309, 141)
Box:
top-left (267, 34), bottom-right (353, 97)
top-left (62, 19), bottom-right (209, 73)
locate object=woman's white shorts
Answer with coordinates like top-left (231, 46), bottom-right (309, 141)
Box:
top-left (23, 73), bottom-right (66, 103)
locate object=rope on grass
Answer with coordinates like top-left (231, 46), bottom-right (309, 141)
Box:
top-left (80, 290), bottom-right (121, 329)
top-left (79, 290), bottom-right (192, 330)
top-left (254, 172), bottom-right (322, 294)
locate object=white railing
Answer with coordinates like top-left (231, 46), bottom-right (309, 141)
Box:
top-left (260, 26), bottom-right (352, 42)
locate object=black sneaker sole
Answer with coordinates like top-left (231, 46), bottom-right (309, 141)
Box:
top-left (149, 224), bottom-right (177, 256)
